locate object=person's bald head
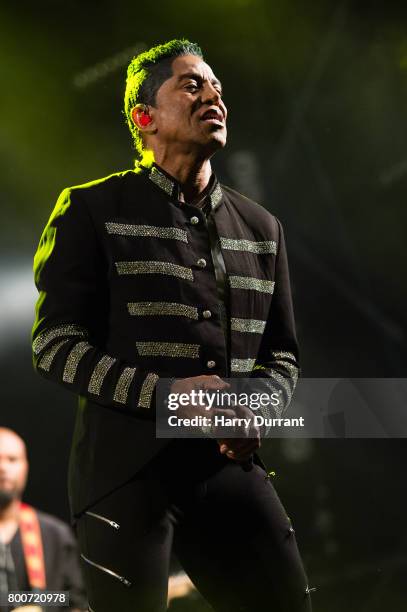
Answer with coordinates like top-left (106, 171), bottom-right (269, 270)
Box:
top-left (0, 428), bottom-right (29, 506)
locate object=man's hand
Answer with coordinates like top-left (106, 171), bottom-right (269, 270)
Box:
top-left (169, 375), bottom-right (230, 420)
top-left (168, 377), bottom-right (261, 461)
top-left (211, 404), bottom-right (261, 462)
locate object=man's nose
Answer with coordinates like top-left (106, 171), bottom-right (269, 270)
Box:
top-left (201, 82), bottom-right (222, 104)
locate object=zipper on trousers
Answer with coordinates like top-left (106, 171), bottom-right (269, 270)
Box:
top-left (81, 553), bottom-right (131, 587)
top-left (85, 510), bottom-right (120, 530)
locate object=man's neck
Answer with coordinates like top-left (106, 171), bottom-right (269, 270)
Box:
top-left (0, 498), bottom-right (20, 524)
top-left (152, 151), bottom-right (212, 205)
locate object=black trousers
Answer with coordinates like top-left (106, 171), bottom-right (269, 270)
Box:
top-left (76, 438), bottom-right (312, 612)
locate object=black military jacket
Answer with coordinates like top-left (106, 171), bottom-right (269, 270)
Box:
top-left (32, 162), bottom-right (299, 517)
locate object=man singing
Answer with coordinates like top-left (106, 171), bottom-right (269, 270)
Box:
top-left (32, 38), bottom-right (312, 611)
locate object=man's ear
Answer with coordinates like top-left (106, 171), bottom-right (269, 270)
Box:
top-left (131, 104), bottom-right (155, 132)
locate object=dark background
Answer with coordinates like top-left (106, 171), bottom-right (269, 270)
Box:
top-left (1, 1), bottom-right (406, 610)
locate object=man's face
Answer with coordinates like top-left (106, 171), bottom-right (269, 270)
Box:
top-left (0, 430), bottom-right (28, 505)
top-left (150, 54), bottom-right (227, 154)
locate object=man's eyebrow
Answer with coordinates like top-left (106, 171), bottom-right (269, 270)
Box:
top-left (178, 72), bottom-right (223, 90)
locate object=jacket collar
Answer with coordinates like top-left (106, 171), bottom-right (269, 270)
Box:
top-left (141, 161), bottom-right (223, 212)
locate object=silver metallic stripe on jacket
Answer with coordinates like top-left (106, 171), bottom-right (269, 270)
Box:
top-left (270, 351), bottom-right (300, 384)
top-left (105, 222), bottom-right (188, 242)
top-left (270, 369), bottom-right (294, 398)
top-left (136, 341), bottom-right (200, 358)
top-left (128, 302), bottom-right (199, 319)
top-left (88, 355), bottom-right (116, 395)
top-left (149, 165), bottom-right (174, 196)
top-left (63, 341), bottom-right (92, 383)
top-left (269, 368), bottom-right (294, 392)
top-left (251, 356), bottom-right (299, 418)
top-left (230, 318), bottom-right (266, 334)
top-left (113, 366), bottom-right (136, 404)
top-left (33, 323), bottom-right (87, 355)
top-left (259, 382), bottom-right (285, 420)
top-left (256, 367), bottom-right (295, 407)
top-left (138, 372), bottom-right (159, 409)
top-left (231, 357), bottom-right (257, 372)
top-left (116, 261), bottom-right (194, 281)
top-left (270, 350), bottom-right (297, 362)
top-left (210, 183), bottom-right (223, 210)
top-left (273, 360), bottom-right (299, 383)
top-left (37, 339), bottom-right (70, 372)
top-left (229, 275), bottom-right (275, 294)
top-left (220, 237), bottom-right (277, 254)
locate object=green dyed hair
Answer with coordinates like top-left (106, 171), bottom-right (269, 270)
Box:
top-left (124, 38), bottom-right (204, 158)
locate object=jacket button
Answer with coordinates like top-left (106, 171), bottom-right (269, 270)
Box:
top-left (207, 360), bottom-right (216, 369)
top-left (190, 216), bottom-right (199, 225)
top-left (202, 310), bottom-right (212, 319)
top-left (197, 258), bottom-right (206, 268)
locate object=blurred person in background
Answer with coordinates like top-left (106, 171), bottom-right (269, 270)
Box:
top-left (0, 428), bottom-right (87, 612)
top-left (32, 38), bottom-right (312, 611)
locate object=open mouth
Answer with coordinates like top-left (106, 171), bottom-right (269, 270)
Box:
top-left (200, 109), bottom-right (224, 125)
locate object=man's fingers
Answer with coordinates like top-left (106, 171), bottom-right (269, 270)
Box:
top-left (176, 375), bottom-right (231, 396)
top-left (227, 440), bottom-right (260, 457)
top-left (224, 436), bottom-right (257, 451)
top-left (200, 375), bottom-right (230, 389)
top-left (226, 448), bottom-right (256, 461)
top-left (218, 438), bottom-right (260, 460)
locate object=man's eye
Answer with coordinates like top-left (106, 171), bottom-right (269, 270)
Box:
top-left (185, 84), bottom-right (198, 91)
